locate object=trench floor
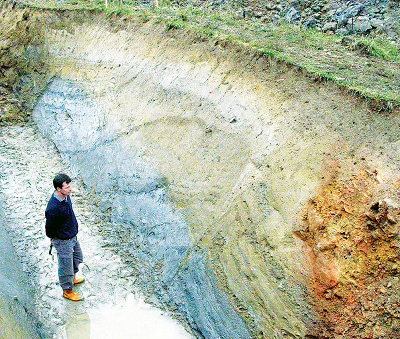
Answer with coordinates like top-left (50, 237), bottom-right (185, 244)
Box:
top-left (0, 121), bottom-right (193, 339)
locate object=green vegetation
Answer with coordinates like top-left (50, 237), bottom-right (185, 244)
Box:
top-left (20, 0), bottom-right (400, 107)
top-left (354, 35), bottom-right (400, 60)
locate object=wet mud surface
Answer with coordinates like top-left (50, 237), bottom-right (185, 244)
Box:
top-left (0, 122), bottom-right (193, 338)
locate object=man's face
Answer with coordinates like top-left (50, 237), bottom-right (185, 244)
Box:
top-left (58, 181), bottom-right (72, 196)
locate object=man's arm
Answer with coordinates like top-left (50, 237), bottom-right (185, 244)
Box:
top-left (45, 208), bottom-right (59, 239)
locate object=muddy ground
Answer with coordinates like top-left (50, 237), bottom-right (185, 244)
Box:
top-left (0, 121), bottom-right (195, 338)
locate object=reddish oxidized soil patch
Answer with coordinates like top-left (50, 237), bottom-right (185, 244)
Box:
top-left (296, 160), bottom-right (400, 338)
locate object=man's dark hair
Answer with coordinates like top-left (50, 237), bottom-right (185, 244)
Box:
top-left (53, 173), bottom-right (72, 189)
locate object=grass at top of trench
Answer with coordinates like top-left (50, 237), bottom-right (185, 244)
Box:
top-left (19, 0), bottom-right (400, 107)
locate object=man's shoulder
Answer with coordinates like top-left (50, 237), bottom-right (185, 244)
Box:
top-left (46, 194), bottom-right (60, 210)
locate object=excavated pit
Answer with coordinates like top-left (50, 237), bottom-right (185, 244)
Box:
top-left (1, 1), bottom-right (400, 338)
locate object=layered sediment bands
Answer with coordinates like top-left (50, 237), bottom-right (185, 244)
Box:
top-left (33, 78), bottom-right (252, 338)
top-left (29, 12), bottom-right (318, 338)
top-left (4, 1), bottom-right (400, 337)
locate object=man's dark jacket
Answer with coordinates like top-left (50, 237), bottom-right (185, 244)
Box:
top-left (45, 193), bottom-right (78, 240)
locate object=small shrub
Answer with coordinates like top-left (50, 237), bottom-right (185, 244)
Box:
top-left (165, 19), bottom-right (184, 30)
top-left (138, 13), bottom-right (151, 22)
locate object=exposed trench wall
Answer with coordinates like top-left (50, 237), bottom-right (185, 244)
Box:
top-left (29, 11), bottom-right (317, 338)
top-left (2, 2), bottom-right (400, 338)
top-left (33, 77), bottom-right (253, 338)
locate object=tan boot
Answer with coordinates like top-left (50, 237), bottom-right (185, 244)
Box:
top-left (63, 289), bottom-right (84, 301)
top-left (73, 275), bottom-right (85, 284)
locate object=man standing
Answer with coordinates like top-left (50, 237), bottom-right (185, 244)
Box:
top-left (45, 173), bottom-right (85, 301)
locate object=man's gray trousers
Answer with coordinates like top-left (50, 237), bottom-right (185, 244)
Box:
top-left (53, 236), bottom-right (83, 290)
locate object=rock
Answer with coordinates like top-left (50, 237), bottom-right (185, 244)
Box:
top-left (337, 3), bottom-right (366, 28)
top-left (304, 16), bottom-right (318, 29)
top-left (370, 12), bottom-right (384, 20)
top-left (272, 14), bottom-right (281, 21)
top-left (0, 38), bottom-right (13, 50)
top-left (265, 3), bottom-right (275, 11)
top-left (322, 21), bottom-right (337, 32)
top-left (313, 255), bottom-right (339, 290)
top-left (336, 28), bottom-right (349, 35)
top-left (387, 214), bottom-right (397, 224)
top-left (337, 15), bottom-right (348, 29)
top-left (326, 9), bottom-right (336, 21)
top-left (233, 10), bottom-right (244, 20)
top-left (352, 16), bottom-right (373, 34)
top-left (99, 197), bottom-right (113, 212)
top-left (370, 18), bottom-right (385, 28)
top-left (285, 6), bottom-right (301, 23)
top-left (343, 3), bottom-right (366, 18)
top-left (210, 0), bottom-right (225, 6)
